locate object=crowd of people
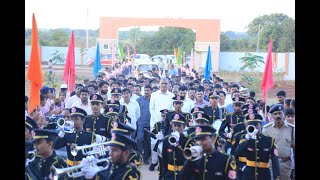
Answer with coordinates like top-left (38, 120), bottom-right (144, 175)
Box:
top-left (25, 63), bottom-right (295, 180)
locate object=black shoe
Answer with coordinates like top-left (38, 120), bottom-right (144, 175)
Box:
top-left (149, 163), bottom-right (157, 171)
top-left (143, 159), bottom-right (149, 165)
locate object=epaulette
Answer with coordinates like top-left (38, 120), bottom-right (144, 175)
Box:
top-left (220, 151), bottom-right (232, 158)
top-left (263, 122), bottom-right (273, 128)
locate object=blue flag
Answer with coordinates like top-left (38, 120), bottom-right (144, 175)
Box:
top-left (93, 42), bottom-right (102, 79)
top-left (204, 45), bottom-right (212, 80)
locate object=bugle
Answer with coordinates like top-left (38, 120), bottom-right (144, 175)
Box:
top-left (52, 157), bottom-right (111, 180)
top-left (70, 142), bottom-right (109, 157)
top-left (183, 145), bottom-right (203, 161)
top-left (57, 118), bottom-right (74, 133)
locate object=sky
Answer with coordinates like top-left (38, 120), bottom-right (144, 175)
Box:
top-left (25, 0), bottom-right (295, 32)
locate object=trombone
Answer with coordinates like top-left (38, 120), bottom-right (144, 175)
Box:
top-left (70, 142), bottom-right (110, 157)
top-left (52, 157), bottom-right (111, 180)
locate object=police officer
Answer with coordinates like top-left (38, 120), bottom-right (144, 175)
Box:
top-left (162, 113), bottom-right (195, 180)
top-left (219, 97), bottom-right (245, 153)
top-left (236, 113), bottom-right (280, 180)
top-left (81, 132), bottom-right (141, 180)
top-left (54, 107), bottom-right (99, 169)
top-left (181, 125), bottom-right (237, 180)
top-left (163, 96), bottom-right (192, 136)
top-left (84, 94), bottom-right (113, 140)
top-left (29, 129), bottom-right (68, 180)
top-left (262, 104), bottom-right (295, 180)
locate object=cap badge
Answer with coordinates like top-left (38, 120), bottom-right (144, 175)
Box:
top-left (114, 89), bottom-right (118, 93)
top-left (195, 127), bottom-right (202, 134)
top-left (278, 106), bottom-right (282, 110)
top-left (109, 108), bottom-right (113, 112)
top-left (174, 114), bottom-right (179, 120)
top-left (92, 94), bottom-right (97, 100)
top-left (248, 109), bottom-right (253, 114)
top-left (249, 114), bottom-right (255, 120)
top-left (235, 97), bottom-right (239, 101)
top-left (113, 122), bottom-right (118, 129)
top-left (177, 96), bottom-right (181, 100)
top-left (71, 107), bottom-right (76, 113)
top-left (111, 133), bottom-right (116, 141)
top-left (194, 107), bottom-right (199, 112)
top-left (197, 113), bottom-right (202, 118)
top-left (249, 104), bottom-right (253, 109)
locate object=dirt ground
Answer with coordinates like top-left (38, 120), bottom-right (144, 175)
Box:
top-left (25, 65), bottom-right (295, 105)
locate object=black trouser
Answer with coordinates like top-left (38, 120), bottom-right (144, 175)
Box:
top-left (136, 126), bottom-right (151, 161)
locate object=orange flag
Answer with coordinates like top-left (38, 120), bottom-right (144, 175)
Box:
top-left (27, 14), bottom-right (43, 113)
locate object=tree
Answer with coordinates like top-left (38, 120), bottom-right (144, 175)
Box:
top-left (246, 13), bottom-right (295, 52)
top-left (50, 50), bottom-right (65, 64)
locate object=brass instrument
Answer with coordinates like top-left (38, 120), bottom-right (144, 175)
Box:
top-left (52, 157), bottom-right (111, 180)
top-left (246, 125), bottom-right (257, 136)
top-left (57, 118), bottom-right (74, 133)
top-left (70, 142), bottom-right (110, 157)
top-left (25, 150), bottom-right (37, 166)
top-left (168, 131), bottom-right (180, 146)
top-left (183, 145), bottom-right (203, 161)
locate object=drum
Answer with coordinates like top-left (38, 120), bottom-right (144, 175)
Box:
top-left (157, 141), bottom-right (163, 158)
top-left (212, 119), bottom-right (222, 134)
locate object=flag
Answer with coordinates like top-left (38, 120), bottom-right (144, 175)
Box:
top-left (261, 38), bottom-right (274, 103)
top-left (177, 48), bottom-right (182, 66)
top-left (127, 44), bottom-right (131, 60)
top-left (204, 45), bottom-right (212, 80)
top-left (119, 46), bottom-right (125, 63)
top-left (111, 43), bottom-right (115, 66)
top-left (27, 14), bottom-right (43, 113)
top-left (174, 48), bottom-right (177, 59)
top-left (189, 48), bottom-right (194, 71)
top-left (93, 42), bottom-right (102, 79)
top-left (63, 32), bottom-right (76, 93)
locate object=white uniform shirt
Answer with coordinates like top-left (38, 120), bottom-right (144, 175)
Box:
top-left (71, 100), bottom-right (92, 115)
top-left (120, 99), bottom-right (140, 130)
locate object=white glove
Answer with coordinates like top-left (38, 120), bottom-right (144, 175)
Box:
top-left (95, 134), bottom-right (107, 143)
top-left (156, 131), bottom-right (164, 140)
top-left (226, 132), bottom-right (232, 139)
top-left (58, 130), bottom-right (65, 138)
top-left (81, 165), bottom-right (100, 179)
top-left (245, 134), bottom-right (251, 140)
top-left (251, 135), bottom-right (257, 140)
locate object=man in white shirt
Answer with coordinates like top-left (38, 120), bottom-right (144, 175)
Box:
top-left (65, 84), bottom-right (84, 108)
top-left (149, 77), bottom-right (175, 128)
top-left (120, 88), bottom-right (141, 138)
top-left (170, 85), bottom-right (194, 113)
top-left (127, 83), bottom-right (139, 101)
top-left (71, 88), bottom-right (92, 115)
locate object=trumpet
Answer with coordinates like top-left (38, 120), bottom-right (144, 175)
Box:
top-left (26, 150), bottom-right (37, 166)
top-left (246, 125), bottom-right (258, 136)
top-left (52, 157), bottom-right (111, 180)
top-left (57, 118), bottom-right (74, 133)
top-left (183, 145), bottom-right (203, 161)
top-left (70, 142), bottom-right (110, 157)
top-left (169, 131), bottom-right (180, 146)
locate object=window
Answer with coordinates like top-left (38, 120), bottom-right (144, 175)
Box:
top-left (103, 43), bottom-right (109, 50)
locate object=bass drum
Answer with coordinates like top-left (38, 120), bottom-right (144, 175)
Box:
top-left (212, 119), bottom-right (222, 134)
top-left (157, 141), bottom-right (163, 158)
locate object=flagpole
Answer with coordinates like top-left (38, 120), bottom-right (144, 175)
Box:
top-left (264, 94), bottom-right (268, 122)
top-left (68, 69), bottom-right (71, 93)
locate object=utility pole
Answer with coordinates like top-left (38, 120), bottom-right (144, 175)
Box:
top-left (256, 23), bottom-right (261, 52)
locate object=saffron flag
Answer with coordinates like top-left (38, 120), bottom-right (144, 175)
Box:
top-left (261, 38), bottom-right (274, 103)
top-left (63, 32), bottom-right (76, 93)
top-left (93, 42), bottom-right (102, 79)
top-left (27, 14), bottom-right (43, 113)
top-left (204, 45), bottom-right (212, 80)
